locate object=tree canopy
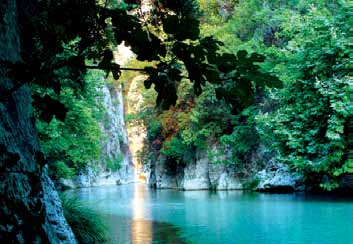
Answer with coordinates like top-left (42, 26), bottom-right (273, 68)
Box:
top-left (128, 0), bottom-right (353, 191)
top-left (2, 0), bottom-right (280, 115)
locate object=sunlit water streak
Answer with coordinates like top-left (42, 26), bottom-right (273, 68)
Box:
top-left (131, 183), bottom-right (152, 244)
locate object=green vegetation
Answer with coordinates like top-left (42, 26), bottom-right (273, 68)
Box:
top-left (128, 0), bottom-right (353, 190)
top-left (5, 0), bottom-right (351, 188)
top-left (28, 0), bottom-right (349, 190)
top-left (60, 194), bottom-right (108, 244)
top-left (10, 0), bottom-right (276, 181)
top-left (3, 0), bottom-right (352, 243)
top-left (105, 153), bottom-right (123, 172)
top-left (259, 2), bottom-right (353, 189)
top-left (34, 68), bottom-right (105, 179)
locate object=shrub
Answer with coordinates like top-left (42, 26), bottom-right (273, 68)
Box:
top-left (52, 161), bottom-right (76, 179)
top-left (243, 177), bottom-right (260, 191)
top-left (160, 136), bottom-right (187, 163)
top-left (60, 194), bottom-right (109, 244)
top-left (105, 153), bottom-right (123, 172)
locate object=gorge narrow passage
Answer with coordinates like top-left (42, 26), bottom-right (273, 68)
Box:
top-left (1, 1), bottom-right (352, 243)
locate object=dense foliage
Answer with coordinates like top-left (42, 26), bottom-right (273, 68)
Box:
top-left (131, 0), bottom-right (353, 190)
top-left (34, 69), bottom-right (105, 179)
top-left (260, 3), bottom-right (353, 189)
top-left (3, 0), bottom-right (280, 180)
top-left (4, 0), bottom-right (351, 190)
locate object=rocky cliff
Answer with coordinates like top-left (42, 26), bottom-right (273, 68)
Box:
top-left (60, 83), bottom-right (135, 188)
top-left (148, 143), bottom-right (303, 192)
top-left (0, 0), bottom-right (76, 242)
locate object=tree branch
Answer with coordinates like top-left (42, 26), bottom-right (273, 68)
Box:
top-left (0, 65), bottom-right (148, 103)
top-left (85, 65), bottom-right (148, 72)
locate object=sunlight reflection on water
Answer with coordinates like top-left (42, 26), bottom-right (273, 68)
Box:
top-left (131, 183), bottom-right (152, 244)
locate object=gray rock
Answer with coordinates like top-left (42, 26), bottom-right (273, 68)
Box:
top-left (148, 143), bottom-right (306, 192)
top-left (42, 167), bottom-right (77, 244)
top-left (182, 151), bottom-right (210, 190)
top-left (181, 145), bottom-right (244, 190)
top-left (0, 1), bottom-right (76, 242)
top-left (149, 144), bottom-right (244, 190)
top-left (95, 84), bottom-right (135, 185)
top-left (147, 138), bottom-right (307, 192)
top-left (216, 171), bottom-right (243, 190)
top-left (58, 84), bottom-right (135, 189)
top-left (208, 146), bottom-right (244, 190)
top-left (154, 156), bottom-right (179, 189)
top-left (256, 162), bottom-right (303, 192)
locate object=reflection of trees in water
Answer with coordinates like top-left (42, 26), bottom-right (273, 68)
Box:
top-left (105, 215), bottom-right (189, 244)
top-left (131, 219), bottom-right (189, 244)
top-left (150, 220), bottom-right (189, 244)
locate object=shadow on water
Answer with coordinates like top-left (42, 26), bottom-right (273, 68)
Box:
top-left (105, 214), bottom-right (190, 244)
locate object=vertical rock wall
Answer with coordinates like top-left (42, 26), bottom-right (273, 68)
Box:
top-left (61, 83), bottom-right (135, 188)
top-left (148, 144), bottom-right (243, 190)
top-left (148, 143), bottom-right (302, 191)
top-left (100, 83), bottom-right (135, 184)
top-left (0, 0), bottom-right (76, 242)
top-left (125, 75), bottom-right (149, 179)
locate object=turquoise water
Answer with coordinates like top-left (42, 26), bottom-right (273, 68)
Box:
top-left (69, 184), bottom-right (353, 244)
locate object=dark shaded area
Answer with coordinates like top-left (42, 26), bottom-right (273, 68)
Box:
top-left (32, 94), bottom-right (68, 122)
top-left (105, 215), bottom-right (190, 244)
top-left (256, 186), bottom-right (295, 193)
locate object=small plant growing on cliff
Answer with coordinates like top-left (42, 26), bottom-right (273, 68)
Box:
top-left (105, 153), bottom-right (123, 172)
top-left (52, 161), bottom-right (75, 179)
top-left (243, 177), bottom-right (260, 191)
top-left (60, 194), bottom-right (109, 244)
top-left (160, 137), bottom-right (187, 163)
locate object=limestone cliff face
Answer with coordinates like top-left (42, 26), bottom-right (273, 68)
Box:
top-left (60, 84), bottom-right (135, 188)
top-left (148, 144), bottom-right (244, 190)
top-left (148, 143), bottom-right (303, 192)
top-left (0, 1), bottom-right (76, 242)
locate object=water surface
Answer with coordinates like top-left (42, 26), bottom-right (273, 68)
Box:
top-left (69, 184), bottom-right (353, 244)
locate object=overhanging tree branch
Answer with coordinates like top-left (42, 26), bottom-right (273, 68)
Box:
top-left (0, 64), bottom-right (149, 103)
top-left (85, 65), bottom-right (148, 73)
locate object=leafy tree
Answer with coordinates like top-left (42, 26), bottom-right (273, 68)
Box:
top-left (2, 0), bottom-right (281, 184)
top-left (3, 0), bottom-right (279, 128)
top-left (257, 2), bottom-right (352, 189)
top-left (34, 68), bottom-right (105, 179)
top-left (125, 0), bottom-right (279, 171)
top-left (135, 0), bottom-right (352, 191)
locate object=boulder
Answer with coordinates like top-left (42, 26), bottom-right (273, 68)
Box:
top-left (256, 162), bottom-right (303, 192)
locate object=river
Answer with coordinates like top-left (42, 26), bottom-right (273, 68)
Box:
top-left (68, 184), bottom-right (353, 244)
